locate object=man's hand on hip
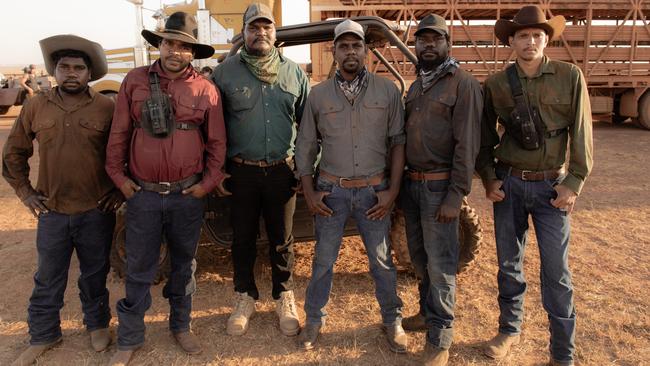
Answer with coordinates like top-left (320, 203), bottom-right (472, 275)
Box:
top-left (23, 194), bottom-right (49, 218)
top-left (119, 179), bottom-right (141, 199)
top-left (183, 184), bottom-right (208, 199)
top-left (551, 184), bottom-right (577, 214)
top-left (485, 179), bottom-right (505, 202)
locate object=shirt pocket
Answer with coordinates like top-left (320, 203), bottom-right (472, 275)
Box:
top-left (176, 94), bottom-right (208, 122)
top-left (541, 92), bottom-right (572, 130)
top-left (278, 80), bottom-right (300, 118)
top-left (317, 99), bottom-right (345, 138)
top-left (226, 86), bottom-right (254, 112)
top-left (130, 89), bottom-right (149, 122)
top-left (427, 92), bottom-right (456, 122)
top-left (79, 118), bottom-right (111, 147)
top-left (492, 96), bottom-right (515, 126)
top-left (32, 118), bottom-right (57, 146)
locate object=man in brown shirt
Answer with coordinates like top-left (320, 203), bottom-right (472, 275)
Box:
top-left (399, 15), bottom-right (482, 366)
top-left (3, 35), bottom-right (120, 365)
top-left (295, 19), bottom-right (407, 353)
top-left (105, 12), bottom-right (227, 366)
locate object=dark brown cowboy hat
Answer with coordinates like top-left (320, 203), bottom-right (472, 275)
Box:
top-left (39, 34), bottom-right (107, 81)
top-left (141, 11), bottom-right (215, 59)
top-left (494, 5), bottom-right (566, 45)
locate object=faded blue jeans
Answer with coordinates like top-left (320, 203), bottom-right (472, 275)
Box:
top-left (116, 190), bottom-right (203, 350)
top-left (400, 178), bottom-right (458, 349)
top-left (304, 176), bottom-right (403, 326)
top-left (28, 208), bottom-right (114, 345)
top-left (494, 166), bottom-right (575, 362)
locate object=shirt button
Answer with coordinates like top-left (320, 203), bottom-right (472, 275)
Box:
top-left (355, 163), bottom-right (359, 167)
top-left (266, 120), bottom-right (270, 123)
top-left (415, 107), bottom-right (420, 111)
top-left (265, 103), bottom-right (269, 106)
top-left (263, 85), bottom-right (266, 89)
top-left (66, 123), bottom-right (70, 126)
top-left (267, 138), bottom-right (271, 142)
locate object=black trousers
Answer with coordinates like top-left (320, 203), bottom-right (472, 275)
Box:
top-left (228, 160), bottom-right (296, 300)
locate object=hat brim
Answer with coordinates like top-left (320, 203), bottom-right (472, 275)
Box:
top-left (39, 35), bottom-right (107, 81)
top-left (141, 29), bottom-right (215, 59)
top-left (494, 15), bottom-right (566, 45)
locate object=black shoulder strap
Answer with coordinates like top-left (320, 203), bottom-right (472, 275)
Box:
top-left (148, 72), bottom-right (161, 95)
top-left (506, 64), bottom-right (534, 122)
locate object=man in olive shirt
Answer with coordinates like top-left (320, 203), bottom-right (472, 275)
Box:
top-left (400, 14), bottom-right (482, 366)
top-left (476, 6), bottom-right (593, 365)
top-left (295, 19), bottom-right (407, 353)
top-left (211, 3), bottom-right (309, 337)
top-left (2, 35), bottom-right (121, 365)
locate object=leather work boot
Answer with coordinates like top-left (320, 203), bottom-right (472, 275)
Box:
top-left (402, 313), bottom-right (427, 331)
top-left (421, 343), bottom-right (450, 366)
top-left (226, 292), bottom-right (256, 336)
top-left (90, 328), bottom-right (111, 352)
top-left (382, 323), bottom-right (408, 353)
top-left (173, 330), bottom-right (202, 354)
top-left (11, 338), bottom-right (62, 366)
top-left (483, 333), bottom-right (520, 359)
top-left (297, 323), bottom-right (322, 350)
top-left (275, 291), bottom-right (300, 336)
top-left (108, 348), bottom-right (140, 366)
top-left (549, 358), bottom-right (575, 366)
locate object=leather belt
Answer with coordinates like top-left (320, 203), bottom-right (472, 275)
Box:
top-left (407, 170), bottom-right (451, 181)
top-left (133, 121), bottom-right (199, 130)
top-left (135, 173), bottom-right (201, 195)
top-left (230, 156), bottom-right (290, 167)
top-left (497, 162), bottom-right (562, 181)
top-left (319, 171), bottom-right (384, 188)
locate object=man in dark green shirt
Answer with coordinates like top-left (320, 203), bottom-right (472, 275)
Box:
top-left (476, 6), bottom-right (593, 366)
top-left (211, 3), bottom-right (309, 338)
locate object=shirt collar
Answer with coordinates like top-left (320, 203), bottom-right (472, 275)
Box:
top-left (46, 85), bottom-right (95, 110)
top-left (515, 55), bottom-right (555, 78)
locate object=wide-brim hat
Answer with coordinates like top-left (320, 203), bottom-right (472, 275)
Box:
top-left (141, 11), bottom-right (215, 59)
top-left (494, 5), bottom-right (566, 45)
top-left (39, 34), bottom-right (107, 81)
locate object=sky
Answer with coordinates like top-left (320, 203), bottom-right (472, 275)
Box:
top-left (0, 0), bottom-right (310, 66)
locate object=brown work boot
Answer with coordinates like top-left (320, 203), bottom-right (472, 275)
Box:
top-left (297, 323), bottom-right (322, 350)
top-left (483, 333), bottom-right (520, 359)
top-left (275, 291), bottom-right (300, 336)
top-left (421, 343), bottom-right (450, 366)
top-left (90, 328), bottom-right (111, 352)
top-left (173, 330), bottom-right (202, 355)
top-left (549, 358), bottom-right (575, 366)
top-left (107, 348), bottom-right (139, 366)
top-left (382, 324), bottom-right (408, 353)
top-left (226, 292), bottom-right (256, 336)
top-left (11, 338), bottom-right (62, 366)
top-left (402, 313), bottom-right (427, 331)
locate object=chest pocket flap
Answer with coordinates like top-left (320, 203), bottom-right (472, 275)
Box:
top-left (33, 118), bottom-right (56, 132)
top-left (429, 92), bottom-right (457, 107)
top-left (177, 94), bottom-right (209, 111)
top-left (321, 98), bottom-right (344, 114)
top-left (541, 93), bottom-right (571, 105)
top-left (80, 118), bottom-right (110, 132)
top-left (226, 85), bottom-right (254, 112)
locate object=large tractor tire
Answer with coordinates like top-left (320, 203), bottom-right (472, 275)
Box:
top-left (110, 205), bottom-right (171, 284)
top-left (390, 197), bottom-right (483, 275)
top-left (636, 90), bottom-right (650, 130)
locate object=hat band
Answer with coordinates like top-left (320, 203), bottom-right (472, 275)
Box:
top-left (162, 28), bottom-right (198, 42)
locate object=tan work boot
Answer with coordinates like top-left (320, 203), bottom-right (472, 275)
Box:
top-left (275, 291), bottom-right (300, 336)
top-left (297, 323), bottom-right (322, 350)
top-left (90, 328), bottom-right (111, 352)
top-left (382, 324), bottom-right (408, 353)
top-left (226, 292), bottom-right (256, 336)
top-left (402, 313), bottom-right (427, 331)
top-left (173, 330), bottom-right (202, 354)
top-left (421, 343), bottom-right (449, 366)
top-left (108, 348), bottom-right (139, 366)
top-left (483, 333), bottom-right (520, 359)
top-left (11, 338), bottom-right (62, 366)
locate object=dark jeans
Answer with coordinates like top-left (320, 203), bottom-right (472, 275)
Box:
top-left (494, 167), bottom-right (575, 362)
top-left (28, 208), bottom-right (114, 345)
top-left (304, 177), bottom-right (403, 326)
top-left (228, 161), bottom-right (296, 300)
top-left (400, 178), bottom-right (458, 349)
top-left (116, 190), bottom-right (203, 350)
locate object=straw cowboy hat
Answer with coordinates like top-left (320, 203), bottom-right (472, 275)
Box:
top-left (494, 5), bottom-right (566, 45)
top-left (141, 11), bottom-right (215, 59)
top-left (39, 35), bottom-right (108, 81)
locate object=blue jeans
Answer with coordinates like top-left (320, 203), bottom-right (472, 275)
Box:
top-left (28, 208), bottom-right (114, 345)
top-left (116, 190), bottom-right (203, 350)
top-left (400, 178), bottom-right (458, 349)
top-left (494, 167), bottom-right (575, 362)
top-left (304, 176), bottom-right (403, 326)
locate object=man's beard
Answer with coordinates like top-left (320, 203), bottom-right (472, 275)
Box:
top-left (418, 57), bottom-right (445, 72)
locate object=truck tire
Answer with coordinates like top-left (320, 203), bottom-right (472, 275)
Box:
top-left (110, 205), bottom-right (171, 284)
top-left (637, 91), bottom-right (650, 130)
top-left (390, 197), bottom-right (482, 275)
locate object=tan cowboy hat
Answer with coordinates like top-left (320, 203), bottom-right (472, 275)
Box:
top-left (39, 34), bottom-right (108, 81)
top-left (141, 11), bottom-right (215, 59)
top-left (494, 5), bottom-right (566, 45)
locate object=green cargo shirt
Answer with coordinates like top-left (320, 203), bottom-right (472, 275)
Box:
top-left (476, 56), bottom-right (593, 194)
top-left (212, 52), bottom-right (310, 162)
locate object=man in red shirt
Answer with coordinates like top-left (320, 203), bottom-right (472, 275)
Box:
top-left (105, 12), bottom-right (228, 365)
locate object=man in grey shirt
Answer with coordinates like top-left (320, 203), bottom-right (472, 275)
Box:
top-left (295, 19), bottom-right (407, 353)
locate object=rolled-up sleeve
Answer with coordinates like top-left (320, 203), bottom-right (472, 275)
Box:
top-left (387, 84), bottom-right (405, 146)
top-left (2, 105), bottom-right (37, 200)
top-left (295, 94), bottom-right (320, 177)
top-left (444, 76), bottom-right (483, 209)
top-left (199, 87), bottom-right (227, 192)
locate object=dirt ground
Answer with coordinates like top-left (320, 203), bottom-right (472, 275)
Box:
top-left (0, 110), bottom-right (648, 365)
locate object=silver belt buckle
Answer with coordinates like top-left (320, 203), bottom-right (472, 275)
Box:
top-left (159, 182), bottom-right (171, 195)
top-left (338, 177), bottom-right (351, 187)
top-left (520, 170), bottom-right (532, 181)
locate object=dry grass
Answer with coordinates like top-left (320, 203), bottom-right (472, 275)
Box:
top-left (0, 120), bottom-right (648, 365)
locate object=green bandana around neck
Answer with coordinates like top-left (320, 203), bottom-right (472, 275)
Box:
top-left (240, 46), bottom-right (281, 84)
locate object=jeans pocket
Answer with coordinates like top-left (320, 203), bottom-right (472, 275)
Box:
top-left (424, 179), bottom-right (449, 194)
top-left (315, 176), bottom-right (334, 192)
